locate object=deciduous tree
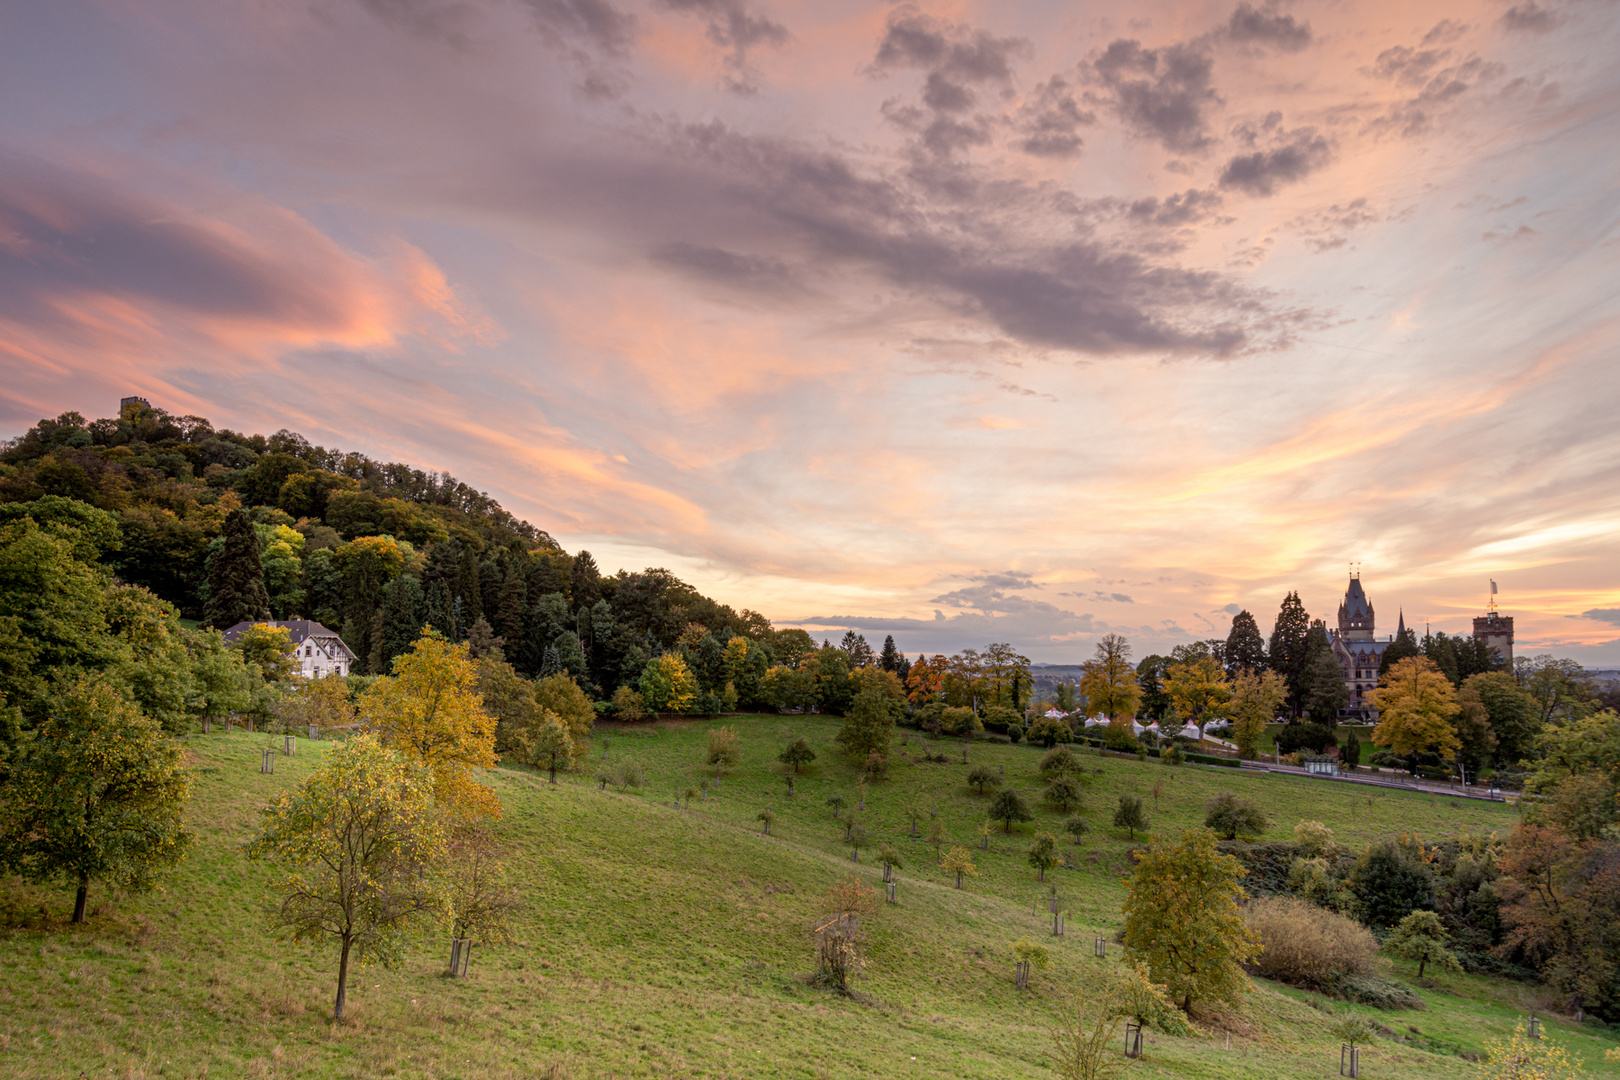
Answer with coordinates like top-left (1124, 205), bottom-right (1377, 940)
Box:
top-left (1203, 793), bottom-right (1268, 840)
top-left (0, 676), bottom-right (193, 922)
top-left (1229, 668), bottom-right (1287, 759)
top-left (1122, 828), bottom-right (1258, 1013)
top-left (244, 735), bottom-right (447, 1020)
top-left (1368, 656), bottom-right (1461, 769)
top-left (360, 631), bottom-right (500, 821)
top-left (1028, 832), bottom-right (1058, 882)
top-left (989, 789), bottom-right (1035, 833)
top-left (1113, 795), bottom-right (1148, 840)
top-left (1080, 634), bottom-right (1140, 723)
top-left (941, 844), bottom-right (978, 888)
top-left (1384, 910), bottom-right (1461, 978)
top-left (779, 737), bottom-right (817, 773)
top-left (1164, 656), bottom-right (1232, 732)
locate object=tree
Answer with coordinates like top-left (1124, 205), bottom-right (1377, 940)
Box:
top-left (878, 844), bottom-right (903, 879)
top-left (443, 825), bottom-right (518, 974)
top-left (1478, 1023), bottom-right (1591, 1080)
top-left (1122, 828), bottom-right (1259, 1012)
top-left (879, 635), bottom-right (902, 673)
top-left (1039, 745), bottom-right (1082, 780)
top-left (1304, 643), bottom-right (1349, 725)
top-left (779, 737), bottom-right (817, 773)
top-left (757, 809), bottom-right (775, 834)
top-left (1224, 610), bottom-right (1267, 676)
top-left (989, 789), bottom-right (1035, 833)
top-left (826, 794), bottom-right (847, 818)
top-left (202, 509), bottom-right (270, 629)
top-left (815, 875), bottom-right (878, 994)
top-left (1517, 655), bottom-right (1596, 727)
top-left (275, 668), bottom-right (356, 735)
top-left (967, 765), bottom-right (1000, 795)
top-left (534, 673), bottom-right (595, 764)
top-left (1368, 656), bottom-right (1461, 770)
top-left (0, 676), bottom-right (193, 922)
top-left (1164, 656), bottom-right (1232, 731)
top-left (1342, 728), bottom-right (1361, 770)
top-left (706, 726), bottom-right (740, 775)
top-left (1203, 793), bottom-right (1268, 840)
top-left (1451, 680), bottom-right (1499, 778)
top-left (1384, 910), bottom-right (1461, 978)
top-left (611, 685), bottom-right (647, 722)
top-left (570, 550), bottom-right (601, 612)
top-left (1496, 824), bottom-right (1620, 1016)
top-left (244, 735), bottom-right (446, 1020)
top-left (1229, 668), bottom-right (1287, 759)
top-left (1379, 623), bottom-right (1420, 676)
top-left (1028, 832), bottom-right (1059, 882)
top-left (905, 653), bottom-right (947, 705)
top-left (1267, 592), bottom-right (1311, 717)
top-left (1050, 963), bottom-right (1187, 1080)
top-left (1113, 795), bottom-right (1148, 840)
top-left (360, 630), bottom-right (501, 821)
top-left (1044, 775), bottom-right (1085, 814)
top-left (837, 689), bottom-right (895, 761)
top-left (1080, 634), bottom-right (1140, 722)
top-left (1135, 654), bottom-right (1172, 722)
top-left (515, 709), bottom-right (574, 783)
top-left (1062, 816), bottom-right (1089, 845)
top-left (1465, 670), bottom-right (1541, 767)
top-left (1026, 714), bottom-right (1069, 748)
top-left (1351, 840), bottom-right (1434, 927)
top-left (639, 653), bottom-right (697, 713)
top-left (234, 622), bottom-right (298, 682)
top-left (941, 845), bottom-right (978, 889)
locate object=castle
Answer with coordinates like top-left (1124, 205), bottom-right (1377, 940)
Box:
top-left (1327, 573), bottom-right (1515, 720)
top-left (1328, 573), bottom-right (1395, 720)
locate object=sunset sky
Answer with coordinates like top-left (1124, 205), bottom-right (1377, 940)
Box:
top-left (2, 0), bottom-right (1618, 664)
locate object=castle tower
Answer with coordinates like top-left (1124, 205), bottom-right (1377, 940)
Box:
top-left (1473, 581), bottom-right (1514, 666)
top-left (1330, 571), bottom-right (1391, 720)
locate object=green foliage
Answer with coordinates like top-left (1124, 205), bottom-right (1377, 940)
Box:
top-left (1352, 840), bottom-right (1435, 927)
top-left (1011, 937), bottom-right (1049, 969)
top-left (1305, 639), bottom-right (1349, 723)
top-left (1038, 745), bottom-right (1081, 779)
top-left (1384, 909), bottom-right (1463, 978)
top-left (988, 789), bottom-right (1034, 833)
top-left (877, 844), bottom-right (903, 872)
top-left (1025, 714), bottom-right (1068, 747)
top-left (244, 734), bottom-right (447, 1019)
top-left (1123, 828), bottom-right (1258, 1013)
top-left (1332, 1013), bottom-right (1381, 1047)
top-left (756, 808), bottom-right (774, 833)
top-left (1026, 832), bottom-right (1058, 881)
top-left (778, 737), bottom-right (816, 773)
top-left (639, 653), bottom-right (697, 713)
top-left (1268, 591), bottom-right (1312, 717)
top-left (1043, 775), bottom-right (1085, 813)
top-left (1112, 794), bottom-right (1148, 839)
top-left (0, 675), bottom-right (193, 921)
top-left (1061, 816), bottom-right (1089, 844)
top-left (1293, 819), bottom-right (1336, 857)
top-left (1203, 793), bottom-right (1269, 840)
top-left (202, 509), bottom-right (269, 629)
top-left (966, 765), bottom-right (1000, 794)
top-left (837, 689), bottom-right (896, 760)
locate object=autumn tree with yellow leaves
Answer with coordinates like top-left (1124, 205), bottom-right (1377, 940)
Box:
top-left (1080, 634), bottom-right (1141, 724)
top-left (360, 630), bottom-right (500, 821)
top-left (1368, 656), bottom-right (1461, 772)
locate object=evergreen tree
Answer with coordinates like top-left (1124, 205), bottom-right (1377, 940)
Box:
top-left (478, 553), bottom-right (506, 628)
top-left (1422, 630), bottom-right (1460, 686)
top-left (1136, 654), bottom-right (1171, 721)
top-left (1267, 592), bottom-right (1311, 718)
top-left (540, 643), bottom-right (561, 678)
top-left (496, 563), bottom-right (527, 644)
top-left (464, 616), bottom-right (504, 660)
top-left (570, 550), bottom-right (601, 613)
top-left (421, 540), bottom-right (461, 639)
top-left (1379, 624), bottom-right (1420, 676)
top-left (879, 635), bottom-right (901, 673)
top-left (1223, 609), bottom-right (1267, 675)
top-left (202, 509), bottom-right (270, 628)
top-left (369, 573), bottom-right (425, 675)
top-left (454, 545), bottom-right (482, 641)
top-left (1305, 645), bottom-right (1349, 725)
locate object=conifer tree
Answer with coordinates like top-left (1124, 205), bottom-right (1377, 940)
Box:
top-left (370, 573), bottom-right (425, 675)
top-left (570, 550), bottom-right (601, 612)
top-left (1267, 592), bottom-right (1311, 717)
top-left (879, 635), bottom-right (901, 673)
top-left (202, 509), bottom-right (270, 628)
top-left (1223, 609), bottom-right (1267, 675)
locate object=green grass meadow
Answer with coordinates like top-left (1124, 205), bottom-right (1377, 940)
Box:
top-left (0, 715), bottom-right (1613, 1079)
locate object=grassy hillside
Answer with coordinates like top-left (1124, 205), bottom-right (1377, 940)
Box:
top-left (1, 717), bottom-right (1614, 1079)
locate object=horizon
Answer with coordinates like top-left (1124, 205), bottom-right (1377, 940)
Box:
top-left (3, 1), bottom-right (1618, 665)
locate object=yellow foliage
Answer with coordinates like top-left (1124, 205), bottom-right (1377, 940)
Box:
top-left (1369, 656), bottom-right (1461, 760)
top-left (360, 630), bottom-right (499, 821)
top-left (1477, 1023), bottom-right (1587, 1080)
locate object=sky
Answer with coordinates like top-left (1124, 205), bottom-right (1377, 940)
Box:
top-left (2, 0), bottom-right (1618, 665)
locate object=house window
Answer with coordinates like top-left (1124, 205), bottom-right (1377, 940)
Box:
top-left (305, 645), bottom-right (312, 656)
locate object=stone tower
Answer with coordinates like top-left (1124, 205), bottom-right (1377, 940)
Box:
top-left (1473, 611), bottom-right (1514, 667)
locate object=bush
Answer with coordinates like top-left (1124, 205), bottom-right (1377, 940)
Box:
top-left (1293, 820), bottom-right (1336, 857)
top-left (1161, 743), bottom-right (1185, 765)
top-left (1246, 896), bottom-right (1377, 989)
top-left (1038, 746), bottom-right (1081, 779)
top-left (1026, 715), bottom-right (1068, 747)
top-left (982, 705), bottom-right (1020, 733)
top-left (1274, 722), bottom-right (1337, 755)
top-left (1103, 724), bottom-right (1141, 753)
top-left (1352, 841), bottom-right (1435, 927)
top-left (1204, 793), bottom-right (1269, 840)
top-left (1006, 724), bottom-right (1023, 744)
top-left (609, 759), bottom-right (646, 787)
top-left (1322, 973), bottom-right (1424, 1010)
top-left (940, 706), bottom-right (979, 737)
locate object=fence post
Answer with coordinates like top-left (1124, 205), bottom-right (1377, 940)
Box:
top-left (1124, 1023), bottom-right (1142, 1059)
top-left (308, 724), bottom-right (319, 741)
top-left (1053, 913), bottom-right (1064, 937)
top-left (1016, 960), bottom-right (1030, 990)
top-left (448, 938), bottom-right (462, 975)
top-left (283, 734), bottom-right (294, 756)
top-left (1528, 1017), bottom-right (1540, 1039)
top-left (1094, 937), bottom-right (1106, 958)
top-left (1340, 1044), bottom-right (1359, 1078)
top-left (260, 747), bottom-right (274, 774)
top-left (885, 881), bottom-right (897, 904)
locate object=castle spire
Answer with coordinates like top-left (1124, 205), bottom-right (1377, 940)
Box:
top-left (1397, 609), bottom-right (1406, 637)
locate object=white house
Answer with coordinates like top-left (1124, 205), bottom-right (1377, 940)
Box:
top-left (221, 619), bottom-right (358, 678)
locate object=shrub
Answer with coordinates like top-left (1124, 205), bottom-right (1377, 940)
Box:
top-left (1103, 724), bottom-right (1141, 753)
top-left (1062, 816), bottom-right (1089, 844)
top-left (1247, 896), bottom-right (1377, 989)
top-left (778, 738), bottom-right (816, 773)
top-left (940, 706), bottom-right (980, 737)
top-left (1026, 715), bottom-right (1068, 747)
top-left (609, 759), bottom-right (646, 787)
top-left (1007, 724), bottom-right (1024, 744)
top-left (989, 789), bottom-right (1035, 833)
top-left (862, 750), bottom-right (888, 782)
top-left (757, 809), bottom-right (775, 834)
top-left (1275, 722), bottom-right (1337, 755)
top-left (966, 765), bottom-right (1000, 795)
top-left (1204, 793), bottom-right (1269, 840)
top-left (983, 705), bottom-right (1020, 733)
top-left (1044, 776), bottom-right (1085, 813)
top-left (1161, 743), bottom-right (1185, 765)
top-left (1293, 820), bottom-right (1336, 857)
top-left (1039, 746), bottom-right (1082, 779)
top-left (1351, 841), bottom-right (1434, 927)
top-left (1113, 795), bottom-right (1147, 839)
top-left (706, 726), bottom-right (739, 773)
top-left (1322, 973), bottom-right (1423, 1010)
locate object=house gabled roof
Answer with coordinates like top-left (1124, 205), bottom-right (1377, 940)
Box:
top-left (220, 620), bottom-right (357, 660)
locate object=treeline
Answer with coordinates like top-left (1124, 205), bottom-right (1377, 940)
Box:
top-left (0, 403), bottom-right (799, 701)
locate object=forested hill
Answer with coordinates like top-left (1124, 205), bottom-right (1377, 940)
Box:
top-left (0, 401), bottom-right (783, 695)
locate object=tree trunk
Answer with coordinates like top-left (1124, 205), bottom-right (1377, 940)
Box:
top-left (955, 871), bottom-right (963, 889)
top-left (72, 877), bottom-right (89, 924)
top-left (1418, 957), bottom-right (1426, 978)
top-left (334, 935), bottom-right (354, 1020)
top-left (549, 763), bottom-right (557, 784)
top-left (1038, 866), bottom-right (1045, 882)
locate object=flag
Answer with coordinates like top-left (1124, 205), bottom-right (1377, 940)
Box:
top-left (1490, 580), bottom-right (1497, 595)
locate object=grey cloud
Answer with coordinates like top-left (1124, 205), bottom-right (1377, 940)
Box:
top-left (1423, 20), bottom-right (1469, 46)
top-left (1370, 54), bottom-right (1505, 137)
top-left (1501, 4), bottom-right (1563, 33)
top-left (654, 0), bottom-right (788, 93)
top-left (1089, 39), bottom-right (1220, 153)
top-left (1218, 129), bottom-right (1333, 196)
top-left (648, 121), bottom-right (1271, 353)
top-left (1127, 187), bottom-right (1225, 227)
top-left (649, 242), bottom-right (807, 297)
top-left (1014, 76), bottom-right (1096, 158)
top-left (1581, 609), bottom-right (1620, 626)
top-left (0, 152), bottom-right (355, 330)
top-left (524, 0), bottom-right (638, 57)
top-left (1371, 45), bottom-right (1451, 86)
top-left (1289, 197), bottom-right (1380, 252)
top-left (1221, 603), bottom-right (1242, 615)
top-left (1226, 3), bottom-right (1312, 52)
top-left (871, 10), bottom-right (1030, 156)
